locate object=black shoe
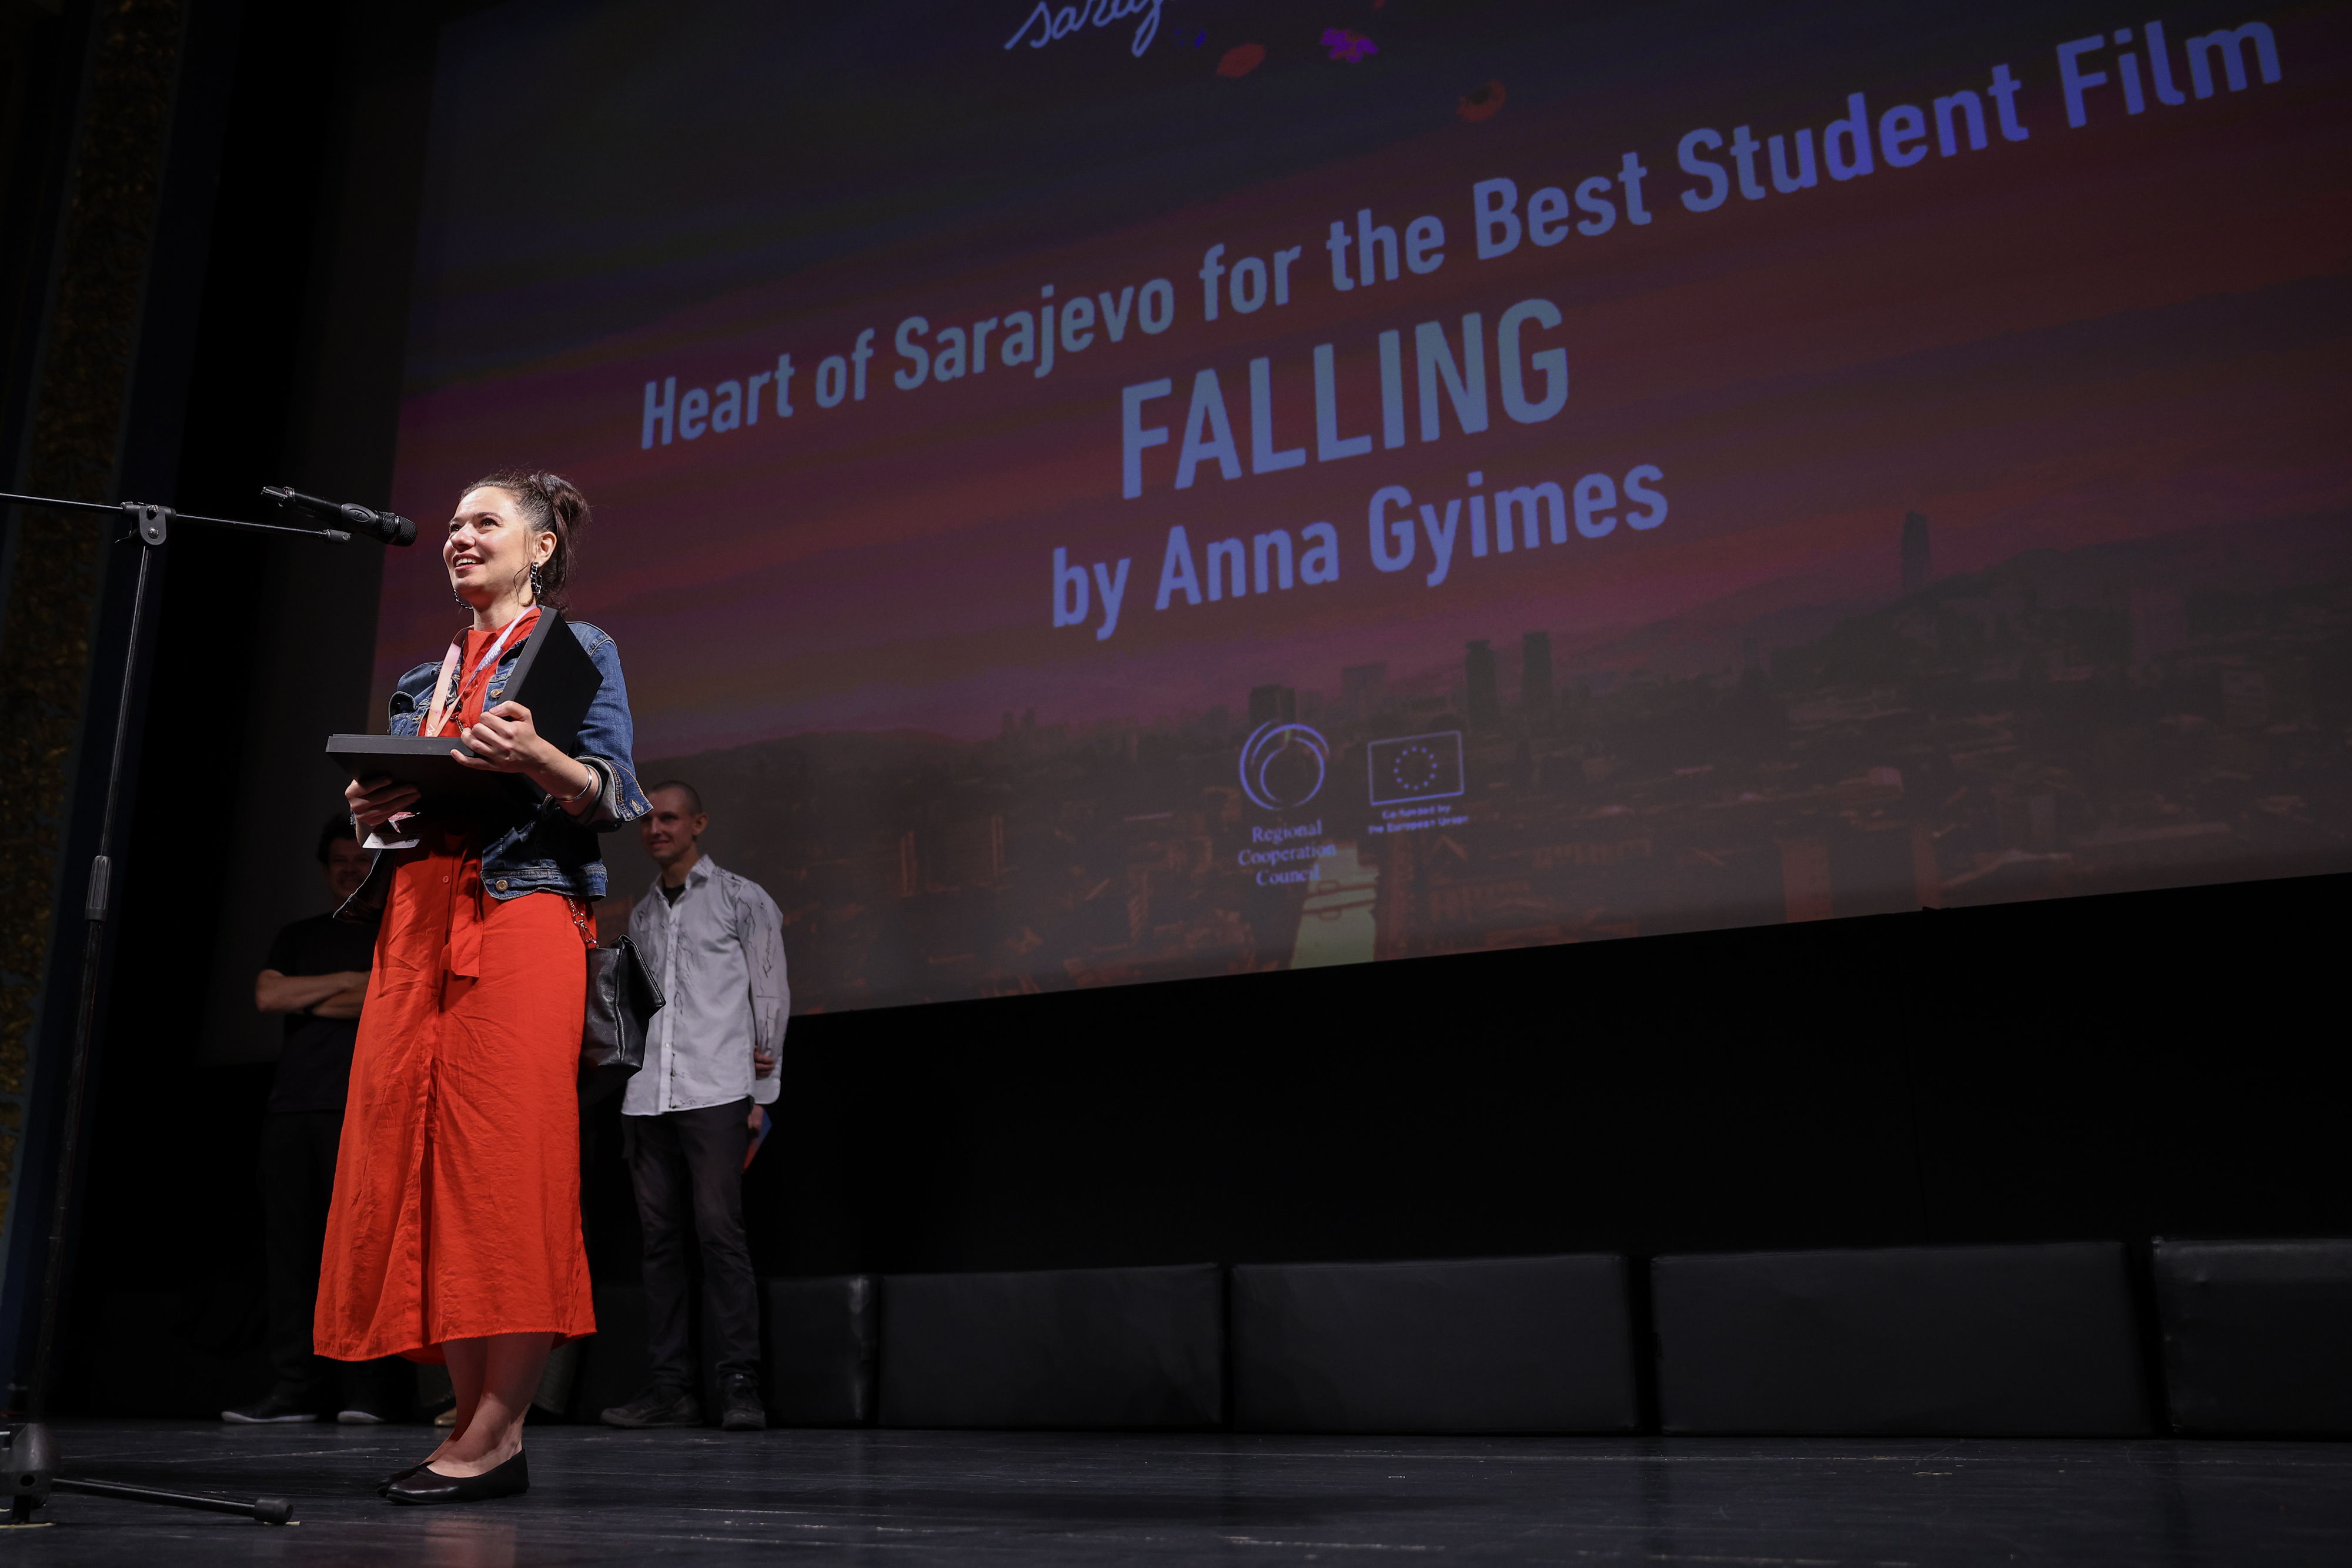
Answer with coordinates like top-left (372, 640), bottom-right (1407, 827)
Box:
top-left (222, 1392), bottom-right (319, 1425)
top-left (600, 1384), bottom-right (702, 1428)
top-left (719, 1372), bottom-right (766, 1432)
top-left (337, 1406), bottom-right (392, 1425)
top-left (385, 1450), bottom-right (528, 1505)
top-left (376, 1462), bottom-right (431, 1499)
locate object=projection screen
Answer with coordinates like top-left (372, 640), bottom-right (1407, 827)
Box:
top-left (380, 0), bottom-right (2352, 1011)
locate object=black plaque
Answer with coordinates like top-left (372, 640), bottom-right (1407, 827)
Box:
top-left (326, 609), bottom-right (606, 813)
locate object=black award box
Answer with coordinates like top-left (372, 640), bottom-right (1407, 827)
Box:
top-left (326, 608), bottom-right (604, 814)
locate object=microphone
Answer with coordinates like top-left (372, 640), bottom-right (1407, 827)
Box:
top-left (262, 486), bottom-right (418, 547)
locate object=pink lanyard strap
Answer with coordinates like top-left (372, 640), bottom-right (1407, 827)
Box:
top-left (422, 613), bottom-right (530, 738)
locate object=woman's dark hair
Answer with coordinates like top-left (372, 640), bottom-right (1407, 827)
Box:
top-left (466, 470), bottom-right (590, 607)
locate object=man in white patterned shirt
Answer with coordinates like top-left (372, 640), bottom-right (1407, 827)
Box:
top-left (600, 780), bottom-right (788, 1433)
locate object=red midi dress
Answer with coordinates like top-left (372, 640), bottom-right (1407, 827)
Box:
top-left (315, 611), bottom-right (597, 1362)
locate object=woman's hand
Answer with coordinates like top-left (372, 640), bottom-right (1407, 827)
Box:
top-left (347, 774), bottom-right (420, 831)
top-left (452, 700), bottom-right (553, 774)
top-left (454, 700), bottom-right (598, 806)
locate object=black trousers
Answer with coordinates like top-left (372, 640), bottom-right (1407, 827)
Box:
top-left (259, 1109), bottom-right (403, 1404)
top-left (626, 1099), bottom-right (759, 1388)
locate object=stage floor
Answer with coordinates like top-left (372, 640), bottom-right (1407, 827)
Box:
top-left (5, 1421), bottom-right (2346, 1564)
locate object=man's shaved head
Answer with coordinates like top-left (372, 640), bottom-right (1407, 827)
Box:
top-left (647, 779), bottom-right (704, 814)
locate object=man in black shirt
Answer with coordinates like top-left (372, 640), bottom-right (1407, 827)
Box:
top-left (222, 817), bottom-right (397, 1423)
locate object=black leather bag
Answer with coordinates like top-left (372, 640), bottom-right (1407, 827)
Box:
top-left (581, 934), bottom-right (663, 1104)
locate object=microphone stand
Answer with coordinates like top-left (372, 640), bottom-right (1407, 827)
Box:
top-left (0, 490), bottom-right (353, 1528)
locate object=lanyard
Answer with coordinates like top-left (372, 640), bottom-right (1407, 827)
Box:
top-left (423, 610), bottom-right (533, 740)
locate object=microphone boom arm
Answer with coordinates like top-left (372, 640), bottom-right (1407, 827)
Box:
top-left (0, 490), bottom-right (352, 543)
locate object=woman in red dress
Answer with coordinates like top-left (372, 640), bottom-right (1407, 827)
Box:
top-left (331, 472), bottom-right (650, 1505)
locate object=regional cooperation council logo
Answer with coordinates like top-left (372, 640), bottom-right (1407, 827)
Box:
top-left (1238, 721), bottom-right (1331, 811)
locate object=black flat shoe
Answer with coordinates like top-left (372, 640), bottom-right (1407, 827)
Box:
top-left (376, 1461), bottom-right (431, 1498)
top-left (385, 1450), bottom-right (528, 1505)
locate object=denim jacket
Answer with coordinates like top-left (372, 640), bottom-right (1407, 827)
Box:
top-left (382, 618), bottom-right (651, 902)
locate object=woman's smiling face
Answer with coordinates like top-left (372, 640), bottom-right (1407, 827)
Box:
top-left (445, 486), bottom-right (550, 606)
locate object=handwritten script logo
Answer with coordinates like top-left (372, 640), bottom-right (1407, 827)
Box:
top-left (1003, 0), bottom-right (1163, 60)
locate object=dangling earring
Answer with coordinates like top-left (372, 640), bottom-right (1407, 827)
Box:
top-left (452, 587), bottom-right (467, 607)
top-left (529, 561), bottom-right (545, 600)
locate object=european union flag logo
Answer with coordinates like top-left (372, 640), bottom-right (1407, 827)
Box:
top-left (1367, 731), bottom-right (1465, 807)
